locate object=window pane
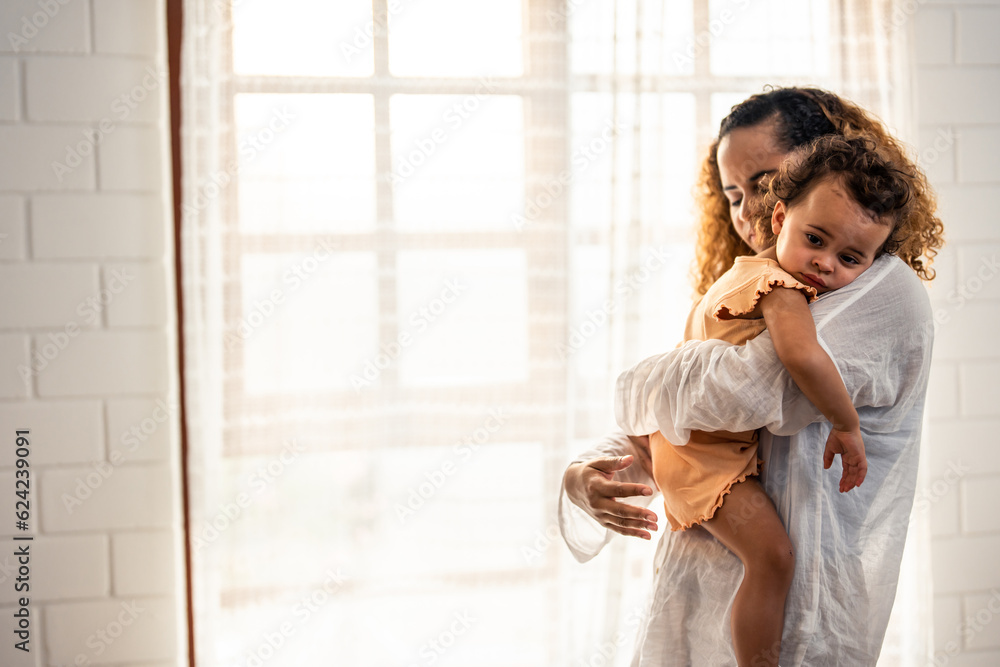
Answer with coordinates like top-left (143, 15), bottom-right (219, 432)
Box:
top-left (355, 586), bottom-right (549, 667)
top-left (567, 93), bottom-right (616, 230)
top-left (570, 93), bottom-right (697, 231)
top-left (236, 94), bottom-right (376, 234)
top-left (396, 249), bottom-right (529, 386)
top-left (233, 0), bottom-right (374, 77)
top-left (568, 245), bottom-right (611, 380)
top-left (376, 440), bottom-right (546, 576)
top-left (637, 94), bottom-right (697, 230)
top-left (636, 243), bottom-right (697, 362)
top-left (218, 585), bottom-right (550, 666)
top-left (391, 95), bottom-right (524, 230)
top-left (241, 251), bottom-right (379, 394)
top-left (389, 0), bottom-right (522, 77)
top-left (210, 448), bottom-right (378, 667)
top-left (568, 243), bottom-right (693, 407)
top-left (570, 0), bottom-right (694, 76)
top-left (709, 0), bottom-right (830, 77)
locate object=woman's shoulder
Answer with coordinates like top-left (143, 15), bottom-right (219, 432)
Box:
top-left (823, 255), bottom-right (928, 305)
top-left (813, 255), bottom-right (933, 334)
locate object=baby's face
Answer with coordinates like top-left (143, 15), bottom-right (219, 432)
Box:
top-left (771, 177), bottom-right (891, 295)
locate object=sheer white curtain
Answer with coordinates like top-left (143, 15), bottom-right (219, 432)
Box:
top-left (178, 1), bottom-right (930, 664)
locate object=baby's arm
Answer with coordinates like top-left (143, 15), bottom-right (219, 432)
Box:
top-left (756, 288), bottom-right (867, 492)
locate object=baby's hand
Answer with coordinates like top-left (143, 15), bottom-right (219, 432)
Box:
top-left (823, 427), bottom-right (867, 493)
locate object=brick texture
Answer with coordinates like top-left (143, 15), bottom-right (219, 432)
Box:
top-left (0, 1), bottom-right (181, 665)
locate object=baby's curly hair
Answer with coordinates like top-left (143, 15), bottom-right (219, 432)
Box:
top-left (747, 135), bottom-right (916, 257)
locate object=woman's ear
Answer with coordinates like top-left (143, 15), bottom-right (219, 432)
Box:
top-left (771, 201), bottom-right (786, 236)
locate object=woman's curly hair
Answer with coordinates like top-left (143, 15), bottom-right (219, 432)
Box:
top-left (692, 86), bottom-right (944, 295)
top-left (747, 135), bottom-right (916, 257)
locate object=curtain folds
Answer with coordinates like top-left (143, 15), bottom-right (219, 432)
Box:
top-left (178, 0), bottom-right (931, 664)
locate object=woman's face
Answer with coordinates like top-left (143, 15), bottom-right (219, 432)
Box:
top-left (717, 120), bottom-right (789, 253)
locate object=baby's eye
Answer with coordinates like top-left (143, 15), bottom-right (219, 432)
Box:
top-left (841, 255), bottom-right (859, 265)
top-left (806, 233), bottom-right (821, 245)
top-left (729, 199), bottom-right (741, 209)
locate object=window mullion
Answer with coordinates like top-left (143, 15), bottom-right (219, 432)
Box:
top-left (693, 0), bottom-right (716, 153)
top-left (372, 0), bottom-right (401, 401)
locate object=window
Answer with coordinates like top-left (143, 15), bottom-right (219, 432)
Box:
top-left (182, 2), bottom-right (891, 665)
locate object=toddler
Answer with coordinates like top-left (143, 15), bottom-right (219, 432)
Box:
top-left (647, 135), bottom-right (914, 666)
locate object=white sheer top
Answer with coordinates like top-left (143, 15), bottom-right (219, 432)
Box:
top-left (559, 255), bottom-right (933, 666)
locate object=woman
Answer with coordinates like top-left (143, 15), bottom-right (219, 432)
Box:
top-left (559, 87), bottom-right (944, 665)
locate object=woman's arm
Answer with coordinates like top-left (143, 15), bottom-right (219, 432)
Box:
top-left (757, 288), bottom-right (867, 491)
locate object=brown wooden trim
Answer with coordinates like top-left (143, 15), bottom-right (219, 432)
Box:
top-left (165, 0), bottom-right (196, 665)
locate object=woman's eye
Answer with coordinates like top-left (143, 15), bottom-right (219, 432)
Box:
top-left (729, 199), bottom-right (741, 209)
top-left (806, 233), bottom-right (821, 245)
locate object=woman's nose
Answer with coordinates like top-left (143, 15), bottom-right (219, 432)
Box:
top-left (734, 202), bottom-right (747, 225)
top-left (736, 200), bottom-right (756, 232)
top-left (739, 193), bottom-right (760, 222)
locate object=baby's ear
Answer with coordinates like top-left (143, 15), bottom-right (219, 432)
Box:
top-left (771, 201), bottom-right (786, 235)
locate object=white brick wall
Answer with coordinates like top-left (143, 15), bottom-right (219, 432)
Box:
top-left (0, 196), bottom-right (27, 260)
top-left (0, 1), bottom-right (184, 666)
top-left (913, 2), bottom-right (1000, 665)
top-left (32, 194), bottom-right (165, 259)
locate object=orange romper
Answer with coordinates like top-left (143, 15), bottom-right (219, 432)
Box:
top-left (651, 256), bottom-right (817, 531)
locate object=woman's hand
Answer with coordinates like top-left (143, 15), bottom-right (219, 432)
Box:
top-left (563, 452), bottom-right (659, 540)
top-left (823, 427), bottom-right (868, 493)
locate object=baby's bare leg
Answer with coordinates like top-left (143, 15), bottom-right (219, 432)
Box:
top-left (700, 477), bottom-right (794, 667)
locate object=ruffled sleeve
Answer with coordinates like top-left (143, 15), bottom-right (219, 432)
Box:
top-left (712, 260), bottom-right (817, 321)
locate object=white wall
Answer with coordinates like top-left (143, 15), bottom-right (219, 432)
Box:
top-left (912, 1), bottom-right (1000, 665)
top-left (0, 0), bottom-right (184, 665)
